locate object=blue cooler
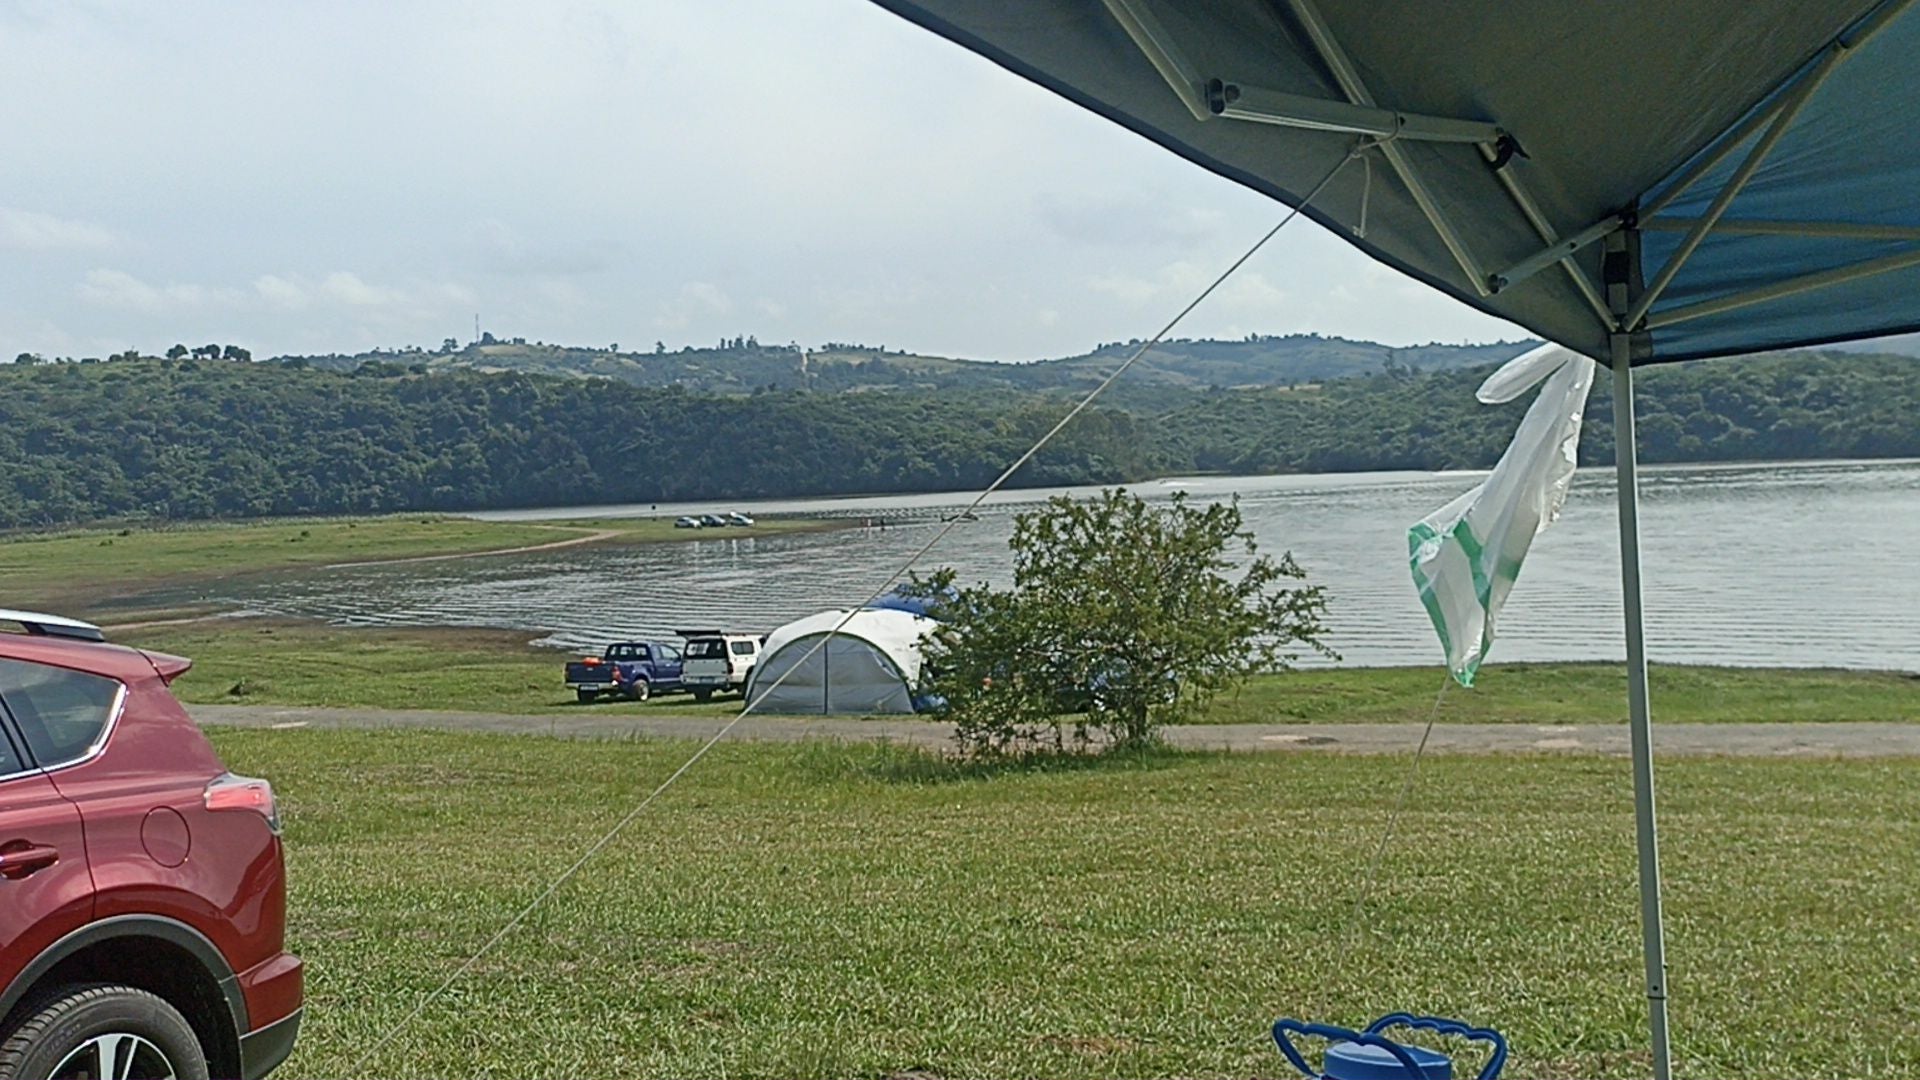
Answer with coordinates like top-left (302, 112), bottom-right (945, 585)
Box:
top-left (1272, 1013), bottom-right (1507, 1080)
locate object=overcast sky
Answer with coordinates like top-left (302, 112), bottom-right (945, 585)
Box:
top-left (0, 0), bottom-right (1533, 363)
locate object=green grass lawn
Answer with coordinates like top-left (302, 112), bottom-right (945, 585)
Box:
top-left (124, 623), bottom-right (744, 717)
top-left (209, 727), bottom-right (1920, 1078)
top-left (125, 620), bottom-right (1920, 724)
top-left (1208, 662), bottom-right (1920, 725)
top-left (0, 514), bottom-right (841, 619)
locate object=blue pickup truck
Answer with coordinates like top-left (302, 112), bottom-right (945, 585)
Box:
top-left (563, 640), bottom-right (684, 703)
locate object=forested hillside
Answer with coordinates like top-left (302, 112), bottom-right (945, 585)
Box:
top-left (0, 361), bottom-right (1152, 526)
top-left (1154, 350), bottom-right (1920, 473)
top-left (273, 333), bottom-right (1532, 399)
top-left (0, 350), bottom-right (1914, 527)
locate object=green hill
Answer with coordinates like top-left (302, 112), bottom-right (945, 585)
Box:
top-left (0, 361), bottom-right (1157, 527)
top-left (1154, 349), bottom-right (1920, 473)
top-left (273, 333), bottom-right (1534, 402)
top-left (1, 346), bottom-right (1914, 528)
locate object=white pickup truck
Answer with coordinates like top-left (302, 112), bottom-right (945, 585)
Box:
top-left (676, 630), bottom-right (763, 701)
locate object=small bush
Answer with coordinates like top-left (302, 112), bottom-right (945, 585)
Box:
top-left (912, 489), bottom-right (1332, 757)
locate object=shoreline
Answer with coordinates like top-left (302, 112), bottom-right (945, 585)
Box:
top-left (3, 514), bottom-right (854, 623)
top-left (319, 525), bottom-right (623, 568)
top-left (467, 454), bottom-right (1920, 522)
top-left (113, 612), bottom-right (1920, 677)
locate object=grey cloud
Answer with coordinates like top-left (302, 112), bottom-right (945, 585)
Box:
top-left (0, 207), bottom-right (118, 252)
top-left (77, 268), bottom-right (473, 323)
top-left (1034, 190), bottom-right (1225, 249)
top-left (3, 0), bottom-right (1531, 361)
top-left (467, 220), bottom-right (617, 277)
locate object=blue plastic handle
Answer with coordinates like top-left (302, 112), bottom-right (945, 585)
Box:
top-left (1365, 1013), bottom-right (1508, 1080)
top-left (1271, 1019), bottom-right (1362, 1078)
top-left (1271, 1019), bottom-right (1444, 1080)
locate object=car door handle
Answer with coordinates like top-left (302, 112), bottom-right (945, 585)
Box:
top-left (0, 844), bottom-right (59, 879)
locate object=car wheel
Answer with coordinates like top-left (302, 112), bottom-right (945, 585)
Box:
top-left (692, 688), bottom-right (713, 702)
top-left (0, 984), bottom-right (210, 1080)
top-left (625, 679), bottom-right (650, 702)
top-left (576, 689), bottom-right (597, 704)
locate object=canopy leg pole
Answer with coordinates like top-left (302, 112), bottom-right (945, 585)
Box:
top-left (1610, 333), bottom-right (1672, 1080)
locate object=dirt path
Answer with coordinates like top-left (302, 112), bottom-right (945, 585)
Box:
top-left (187, 704), bottom-right (1920, 757)
top-left (323, 526), bottom-right (624, 569)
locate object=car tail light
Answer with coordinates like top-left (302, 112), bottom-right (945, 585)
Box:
top-left (205, 773), bottom-right (281, 833)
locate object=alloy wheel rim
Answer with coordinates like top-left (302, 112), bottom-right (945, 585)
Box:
top-left (50, 1032), bottom-right (177, 1080)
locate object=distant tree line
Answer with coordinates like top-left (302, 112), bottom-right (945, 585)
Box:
top-left (0, 350), bottom-right (1913, 528)
top-left (0, 360), bottom-right (1155, 526)
top-left (13, 344), bottom-right (251, 366)
top-left (1152, 351), bottom-right (1920, 472)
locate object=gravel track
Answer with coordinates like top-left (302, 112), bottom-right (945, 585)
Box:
top-left (189, 705), bottom-right (1920, 757)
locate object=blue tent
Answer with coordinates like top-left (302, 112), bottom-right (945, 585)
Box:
top-left (864, 2), bottom-right (1920, 1074)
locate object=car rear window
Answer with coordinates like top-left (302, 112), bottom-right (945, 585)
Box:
top-left (0, 658), bottom-right (124, 767)
top-left (685, 639), bottom-right (726, 659)
top-left (607, 645), bottom-right (648, 661)
top-left (730, 640), bottom-right (756, 656)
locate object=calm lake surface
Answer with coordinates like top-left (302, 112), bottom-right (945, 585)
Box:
top-left (146, 459), bottom-right (1920, 670)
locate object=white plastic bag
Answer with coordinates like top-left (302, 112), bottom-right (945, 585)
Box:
top-left (1409, 343), bottom-right (1597, 686)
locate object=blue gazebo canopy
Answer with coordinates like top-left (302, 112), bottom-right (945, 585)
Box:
top-left (870, 0), bottom-right (1920, 363)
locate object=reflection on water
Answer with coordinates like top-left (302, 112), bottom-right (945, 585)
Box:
top-left (126, 460), bottom-right (1920, 670)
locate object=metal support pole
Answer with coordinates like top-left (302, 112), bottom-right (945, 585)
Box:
top-left (1611, 335), bottom-right (1673, 1080)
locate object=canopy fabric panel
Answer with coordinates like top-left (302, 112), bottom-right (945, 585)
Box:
top-left (1638, 7), bottom-right (1920, 359)
top-left (746, 609), bottom-right (936, 714)
top-left (869, 0), bottom-right (1915, 363)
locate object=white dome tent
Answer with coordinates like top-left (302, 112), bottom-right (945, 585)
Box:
top-left (745, 608), bottom-right (939, 715)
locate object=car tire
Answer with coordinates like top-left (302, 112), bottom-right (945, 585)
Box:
top-left (576, 689), bottom-right (597, 704)
top-left (0, 984), bottom-right (210, 1080)
top-left (692, 688), bottom-right (713, 702)
top-left (625, 679), bottom-right (650, 702)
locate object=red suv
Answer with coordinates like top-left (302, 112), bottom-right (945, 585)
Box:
top-left (0, 611), bottom-right (300, 1080)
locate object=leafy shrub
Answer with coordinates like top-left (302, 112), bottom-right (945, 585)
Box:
top-left (912, 489), bottom-right (1331, 756)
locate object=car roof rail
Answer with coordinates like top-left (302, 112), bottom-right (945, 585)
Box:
top-left (674, 629), bottom-right (726, 638)
top-left (0, 608), bottom-right (106, 642)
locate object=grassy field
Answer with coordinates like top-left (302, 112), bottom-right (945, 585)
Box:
top-left (210, 726), bottom-right (1920, 1078)
top-left (125, 620), bottom-right (1920, 724)
top-left (1203, 661), bottom-right (1920, 725)
top-left (0, 514), bottom-right (840, 618)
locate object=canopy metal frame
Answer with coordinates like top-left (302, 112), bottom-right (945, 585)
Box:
top-left (1102, 0), bottom-right (1615, 314)
top-left (1105, 0), bottom-right (1510, 297)
top-left (1620, 0), bottom-right (1914, 336)
top-left (1460, 0), bottom-right (1920, 341)
top-left (1107, 0), bottom-right (1920, 343)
